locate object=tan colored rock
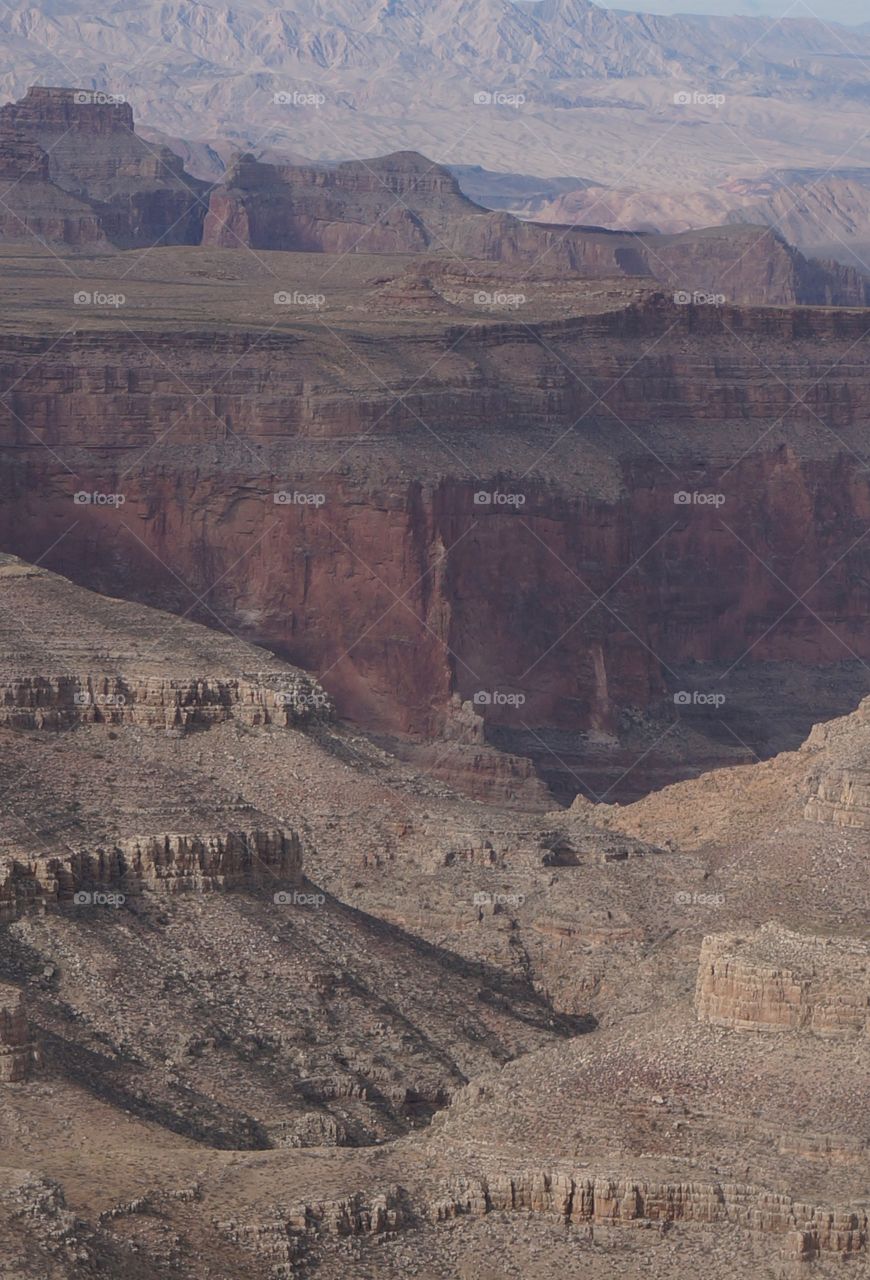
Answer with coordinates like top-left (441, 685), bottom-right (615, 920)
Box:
top-left (695, 925), bottom-right (870, 1036)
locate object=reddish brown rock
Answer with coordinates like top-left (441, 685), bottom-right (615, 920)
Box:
top-left (0, 86), bottom-right (207, 247)
top-left (3, 296), bottom-right (870, 793)
top-left (202, 150), bottom-right (867, 305)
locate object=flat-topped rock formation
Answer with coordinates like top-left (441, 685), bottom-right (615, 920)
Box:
top-left (695, 926), bottom-right (870, 1037)
top-left (202, 148), bottom-right (867, 306)
top-left (0, 85), bottom-right (865, 309)
top-left (0, 87), bottom-right (207, 247)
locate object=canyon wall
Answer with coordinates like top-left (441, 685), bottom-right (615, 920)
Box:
top-left (2, 299), bottom-right (870, 788)
top-left (1, 87), bottom-right (866, 308)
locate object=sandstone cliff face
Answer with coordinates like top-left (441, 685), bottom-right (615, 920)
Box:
top-left (802, 697), bottom-right (870, 828)
top-left (0, 134), bottom-right (112, 247)
top-left (0, 828), bottom-right (304, 921)
top-left (220, 1167), bottom-right (868, 1271)
top-left (0, 673), bottom-right (331, 731)
top-left (203, 150), bottom-right (480, 256)
top-left (695, 926), bottom-right (870, 1037)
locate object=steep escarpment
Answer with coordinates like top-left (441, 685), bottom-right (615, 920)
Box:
top-left (695, 926), bottom-right (869, 1037)
top-left (203, 150), bottom-right (867, 306)
top-left (2, 295), bottom-right (870, 794)
top-left (0, 87), bottom-right (207, 247)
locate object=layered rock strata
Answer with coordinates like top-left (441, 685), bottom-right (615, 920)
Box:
top-left (695, 926), bottom-right (870, 1036)
top-left (3, 299), bottom-right (870, 791)
top-left (0, 829), bottom-right (304, 920)
top-left (0, 86), bottom-right (207, 247)
top-left (220, 1169), bottom-right (867, 1270)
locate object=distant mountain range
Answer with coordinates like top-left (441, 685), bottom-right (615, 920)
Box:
top-left (2, 0), bottom-right (870, 261)
top-left (0, 0), bottom-right (868, 177)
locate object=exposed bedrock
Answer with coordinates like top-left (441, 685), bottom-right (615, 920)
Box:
top-left (0, 984), bottom-right (41, 1082)
top-left (219, 1169), bottom-right (867, 1268)
top-left (0, 828), bottom-right (304, 921)
top-left (695, 926), bottom-right (870, 1037)
top-left (2, 304), bottom-right (870, 790)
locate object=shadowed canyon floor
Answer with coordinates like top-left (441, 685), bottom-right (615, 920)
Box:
top-left (0, 556), bottom-right (867, 1277)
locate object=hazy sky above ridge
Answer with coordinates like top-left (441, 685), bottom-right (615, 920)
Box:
top-left (595, 0), bottom-right (866, 22)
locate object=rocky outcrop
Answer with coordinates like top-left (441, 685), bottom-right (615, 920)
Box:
top-left (0, 828), bottom-right (304, 919)
top-left (202, 149), bottom-right (866, 305)
top-left (220, 1168), bottom-right (867, 1270)
top-left (435, 1169), bottom-right (866, 1256)
top-left (0, 672), bottom-right (332, 731)
top-left (804, 768), bottom-right (870, 829)
top-left (695, 926), bottom-right (870, 1036)
top-left (802, 697), bottom-right (870, 828)
top-left (203, 150), bottom-right (482, 256)
top-left (0, 984), bottom-right (41, 1081)
top-left (0, 86), bottom-right (207, 247)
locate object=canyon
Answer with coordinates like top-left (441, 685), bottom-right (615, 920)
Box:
top-left (1, 87), bottom-right (870, 804)
top-left (3, 231), bottom-right (870, 797)
top-left (0, 552), bottom-right (865, 1277)
top-left (0, 69), bottom-right (867, 1280)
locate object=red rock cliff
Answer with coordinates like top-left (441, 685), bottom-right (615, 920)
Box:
top-left (1, 298), bottom-right (870, 794)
